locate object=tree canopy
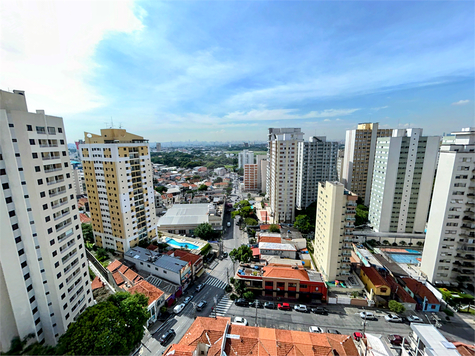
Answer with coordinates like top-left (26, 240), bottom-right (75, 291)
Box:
top-left (56, 292), bottom-right (149, 356)
top-left (244, 218), bottom-right (258, 226)
top-left (230, 245), bottom-right (253, 264)
top-left (198, 184), bottom-right (208, 191)
top-left (81, 223), bottom-right (94, 244)
top-left (213, 177), bottom-right (223, 183)
top-left (295, 201), bottom-right (317, 226)
top-left (194, 223), bottom-right (217, 240)
top-left (294, 215), bottom-right (314, 234)
top-left (388, 300), bottom-right (405, 314)
top-left (355, 204), bottom-right (369, 226)
top-left (155, 186), bottom-right (167, 194)
top-left (269, 224), bottom-right (280, 233)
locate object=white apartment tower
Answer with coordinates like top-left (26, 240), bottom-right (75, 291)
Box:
top-left (368, 128), bottom-right (439, 233)
top-left (421, 127), bottom-right (475, 285)
top-left (267, 128), bottom-right (304, 223)
top-left (0, 90), bottom-right (92, 351)
top-left (296, 136), bottom-right (339, 210)
top-left (80, 129), bottom-right (157, 253)
top-left (238, 149), bottom-right (254, 169)
top-left (342, 123), bottom-right (393, 205)
top-left (313, 182), bottom-right (357, 281)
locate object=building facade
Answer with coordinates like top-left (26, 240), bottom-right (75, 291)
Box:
top-left (313, 181), bottom-right (357, 281)
top-left (368, 128), bottom-right (439, 233)
top-left (257, 155), bottom-right (268, 194)
top-left (238, 149), bottom-right (254, 169)
top-left (80, 129), bottom-right (157, 252)
top-left (267, 128), bottom-right (304, 223)
top-left (296, 136), bottom-right (339, 210)
top-left (342, 123), bottom-right (393, 205)
top-left (421, 127), bottom-right (475, 285)
top-left (0, 90), bottom-right (92, 351)
top-left (243, 164), bottom-right (258, 191)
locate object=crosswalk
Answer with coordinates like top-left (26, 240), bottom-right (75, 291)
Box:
top-left (214, 295), bottom-right (233, 316)
top-left (204, 276), bottom-right (228, 290)
top-left (208, 260), bottom-right (219, 270)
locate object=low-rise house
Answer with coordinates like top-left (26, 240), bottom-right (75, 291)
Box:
top-left (359, 266), bottom-right (391, 297)
top-left (399, 277), bottom-right (441, 312)
top-left (107, 260), bottom-right (143, 289)
top-left (258, 242), bottom-right (297, 259)
top-left (404, 324), bottom-right (461, 356)
top-left (167, 249), bottom-right (205, 280)
top-left (128, 280), bottom-right (165, 326)
top-left (384, 274), bottom-right (417, 311)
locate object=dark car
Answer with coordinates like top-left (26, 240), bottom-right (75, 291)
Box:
top-left (249, 300), bottom-right (263, 308)
top-left (311, 307), bottom-right (328, 315)
top-left (159, 329), bottom-right (176, 345)
top-left (235, 298), bottom-right (249, 307)
top-left (327, 329), bottom-right (341, 334)
top-left (387, 334), bottom-right (409, 346)
top-left (196, 300), bottom-right (207, 311)
top-left (264, 302), bottom-right (276, 309)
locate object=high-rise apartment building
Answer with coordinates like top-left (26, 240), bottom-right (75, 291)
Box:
top-left (80, 129), bottom-right (157, 252)
top-left (243, 164), bottom-right (258, 191)
top-left (342, 123), bottom-right (393, 205)
top-left (368, 128), bottom-right (439, 233)
top-left (421, 127), bottom-right (475, 285)
top-left (238, 149), bottom-right (254, 169)
top-left (258, 156), bottom-right (268, 194)
top-left (71, 167), bottom-right (84, 197)
top-left (296, 136), bottom-right (338, 210)
top-left (337, 148), bottom-right (344, 181)
top-left (0, 90), bottom-right (92, 351)
top-left (267, 128), bottom-right (304, 223)
top-left (313, 181), bottom-right (357, 281)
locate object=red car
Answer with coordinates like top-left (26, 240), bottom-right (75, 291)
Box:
top-left (278, 303), bottom-right (291, 310)
top-left (353, 332), bottom-right (364, 341)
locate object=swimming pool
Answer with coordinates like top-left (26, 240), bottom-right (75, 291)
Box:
top-left (166, 238), bottom-right (199, 250)
top-left (388, 253), bottom-right (421, 264)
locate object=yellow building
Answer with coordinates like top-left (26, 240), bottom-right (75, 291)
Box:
top-left (359, 266), bottom-right (391, 297)
top-left (80, 129), bottom-right (157, 252)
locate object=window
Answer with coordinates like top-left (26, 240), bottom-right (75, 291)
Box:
top-left (29, 139), bottom-right (35, 145)
top-left (45, 216), bottom-right (50, 222)
top-left (48, 228), bottom-right (53, 234)
top-left (380, 288), bottom-right (387, 293)
top-left (40, 192), bottom-right (45, 198)
top-left (0, 169), bottom-right (5, 175)
top-left (9, 210), bottom-right (15, 217)
top-left (2, 183), bottom-right (9, 190)
top-left (50, 239), bottom-right (55, 246)
top-left (43, 204), bottom-right (48, 210)
top-left (38, 179), bottom-right (43, 185)
top-left (27, 125), bottom-right (32, 131)
top-left (32, 152), bottom-right (38, 159)
top-left (47, 127), bottom-right (56, 135)
top-left (35, 166), bottom-right (41, 172)
top-left (24, 273), bottom-right (31, 281)
top-left (58, 127), bottom-right (63, 133)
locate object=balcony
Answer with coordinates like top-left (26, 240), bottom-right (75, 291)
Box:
top-left (464, 209), bottom-right (474, 215)
top-left (342, 245), bottom-right (352, 249)
top-left (460, 270), bottom-right (473, 275)
top-left (345, 224), bottom-right (355, 229)
top-left (341, 264), bottom-right (351, 269)
top-left (346, 217), bottom-right (356, 221)
top-left (342, 252), bottom-right (352, 256)
top-left (346, 210), bottom-right (356, 214)
top-left (51, 200), bottom-right (68, 210)
top-left (47, 178), bottom-right (64, 186)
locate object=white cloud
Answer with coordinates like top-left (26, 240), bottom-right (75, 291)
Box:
top-left (0, 0), bottom-right (144, 115)
top-left (223, 108), bottom-right (359, 121)
top-left (452, 100), bottom-right (470, 106)
top-left (371, 106), bottom-right (389, 111)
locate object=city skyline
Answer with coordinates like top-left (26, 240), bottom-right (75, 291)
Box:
top-left (1, 1), bottom-right (474, 143)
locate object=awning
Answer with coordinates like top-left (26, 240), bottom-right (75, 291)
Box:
top-left (195, 268), bottom-right (206, 278)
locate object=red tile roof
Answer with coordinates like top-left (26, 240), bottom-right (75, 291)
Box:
top-left (252, 248), bottom-right (260, 256)
top-left (172, 249), bottom-right (202, 265)
top-left (259, 224), bottom-right (281, 231)
top-left (400, 277), bottom-right (439, 305)
top-left (106, 260), bottom-right (143, 289)
top-left (128, 280), bottom-right (164, 306)
top-left (259, 236), bottom-right (282, 243)
top-left (91, 276), bottom-right (104, 291)
top-left (360, 266), bottom-right (389, 288)
top-left (452, 342), bottom-right (475, 356)
top-left (79, 213), bottom-right (91, 223)
top-left (263, 264), bottom-right (310, 281)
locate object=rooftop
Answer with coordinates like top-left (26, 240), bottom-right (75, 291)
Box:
top-left (263, 264), bottom-right (310, 281)
top-left (158, 203), bottom-right (214, 226)
top-left (259, 242), bottom-right (297, 251)
top-left (411, 324), bottom-right (461, 356)
top-left (124, 247), bottom-right (188, 273)
top-left (128, 280), bottom-right (164, 306)
top-left (400, 277), bottom-right (439, 305)
top-left (360, 266), bottom-right (389, 288)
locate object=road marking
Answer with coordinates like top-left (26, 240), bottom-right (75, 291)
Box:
top-left (214, 295), bottom-right (233, 316)
top-left (204, 276), bottom-right (228, 289)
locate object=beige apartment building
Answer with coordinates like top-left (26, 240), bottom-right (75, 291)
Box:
top-left (0, 90), bottom-right (92, 351)
top-left (243, 163), bottom-right (258, 191)
top-left (313, 181), bottom-right (357, 281)
top-left (80, 129), bottom-right (157, 252)
top-left (267, 128), bottom-right (304, 223)
top-left (342, 123), bottom-right (393, 205)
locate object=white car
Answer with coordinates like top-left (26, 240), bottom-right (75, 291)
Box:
top-left (294, 304), bottom-right (308, 312)
top-left (309, 326), bottom-right (324, 333)
top-left (384, 314), bottom-right (403, 323)
top-left (407, 315), bottom-right (424, 323)
top-left (174, 303), bottom-right (185, 314)
top-left (359, 311), bottom-right (376, 320)
top-left (232, 317), bottom-right (248, 326)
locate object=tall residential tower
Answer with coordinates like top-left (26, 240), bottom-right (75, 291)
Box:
top-left (0, 90), bottom-right (92, 351)
top-left (80, 129), bottom-right (157, 252)
top-left (238, 150), bottom-right (254, 169)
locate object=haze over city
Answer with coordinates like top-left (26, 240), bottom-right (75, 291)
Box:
top-left (1, 0), bottom-right (474, 144)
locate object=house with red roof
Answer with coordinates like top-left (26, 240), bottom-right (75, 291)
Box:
top-left (359, 266), bottom-right (391, 297)
top-left (167, 249), bottom-right (204, 280)
top-left (128, 280), bottom-right (165, 326)
top-left (399, 277), bottom-right (441, 312)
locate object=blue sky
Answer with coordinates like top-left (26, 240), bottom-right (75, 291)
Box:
top-left (1, 1), bottom-right (473, 143)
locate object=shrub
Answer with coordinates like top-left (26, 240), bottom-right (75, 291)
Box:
top-left (230, 277), bottom-right (235, 284)
top-left (417, 241), bottom-right (424, 247)
top-left (225, 285), bottom-right (232, 293)
top-left (230, 293), bottom-right (238, 301)
top-left (382, 240), bottom-right (389, 246)
top-left (388, 300), bottom-right (405, 313)
top-left (392, 242), bottom-right (398, 246)
top-left (399, 241), bottom-right (407, 246)
top-left (160, 306), bottom-right (167, 313)
top-left (243, 291), bottom-right (254, 301)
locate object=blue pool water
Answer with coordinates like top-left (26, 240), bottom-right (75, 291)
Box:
top-left (405, 249), bottom-right (421, 254)
top-left (388, 253), bottom-right (421, 264)
top-left (166, 238), bottom-right (199, 250)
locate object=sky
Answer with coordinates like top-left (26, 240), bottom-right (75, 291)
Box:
top-left (1, 0), bottom-right (474, 144)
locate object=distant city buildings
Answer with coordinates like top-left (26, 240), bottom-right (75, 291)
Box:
top-left (342, 122), bottom-right (393, 205)
top-left (313, 181), bottom-right (357, 281)
top-left (368, 128), bottom-right (439, 233)
top-left (238, 149), bottom-right (254, 168)
top-left (267, 128), bottom-right (304, 223)
top-left (80, 129), bottom-right (157, 252)
top-left (421, 127), bottom-right (475, 285)
top-left (296, 136), bottom-right (338, 210)
top-left (156, 142), bottom-right (161, 151)
top-left (0, 89), bottom-right (92, 350)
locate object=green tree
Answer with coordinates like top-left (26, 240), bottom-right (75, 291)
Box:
top-left (355, 204), bottom-right (369, 226)
top-left (198, 184), bottom-right (208, 191)
top-left (244, 218), bottom-right (258, 226)
top-left (56, 292), bottom-right (149, 356)
top-left (194, 223), bottom-right (216, 240)
top-left (155, 186), bottom-right (167, 194)
top-left (382, 240), bottom-right (390, 245)
top-left (399, 240), bottom-right (407, 246)
top-left (295, 201), bottom-right (317, 226)
top-left (417, 241), bottom-right (424, 247)
top-left (243, 291), bottom-right (254, 301)
top-left (269, 224), bottom-right (280, 233)
top-left (388, 300), bottom-right (406, 314)
top-left (81, 223), bottom-right (94, 243)
top-left (294, 215), bottom-right (313, 234)
top-left (230, 245), bottom-right (253, 264)
top-left (214, 177), bottom-right (223, 183)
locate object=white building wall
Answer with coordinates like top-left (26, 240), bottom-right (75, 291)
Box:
top-left (238, 150), bottom-right (254, 169)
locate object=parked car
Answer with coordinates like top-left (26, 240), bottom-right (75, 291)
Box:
top-left (309, 326), bottom-right (324, 333)
top-left (264, 302), bottom-right (276, 309)
top-left (159, 329), bottom-right (176, 345)
top-left (249, 300), bottom-right (263, 308)
top-left (196, 300), bottom-right (207, 311)
top-left (223, 252), bottom-right (228, 258)
top-left (195, 284), bottom-right (204, 292)
top-left (353, 332), bottom-right (364, 341)
top-left (235, 298), bottom-right (249, 307)
top-left (407, 315), bottom-right (424, 323)
top-left (232, 317), bottom-right (248, 326)
top-left (387, 334), bottom-right (409, 346)
top-left (327, 329), bottom-right (341, 334)
top-left (184, 296), bottom-right (193, 305)
top-left (294, 304), bottom-right (308, 312)
top-left (278, 303), bottom-right (291, 311)
top-left (311, 307), bottom-right (328, 315)
top-left (174, 303), bottom-right (185, 314)
top-left (359, 311), bottom-right (376, 320)
top-left (227, 222), bottom-right (231, 227)
top-left (385, 314), bottom-right (403, 323)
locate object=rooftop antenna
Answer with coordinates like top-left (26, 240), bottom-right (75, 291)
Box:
top-left (110, 117), bottom-right (114, 129)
